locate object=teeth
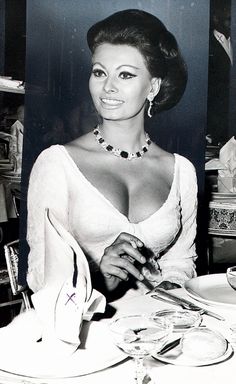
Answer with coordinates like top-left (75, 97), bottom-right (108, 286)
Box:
top-left (101, 98), bottom-right (123, 105)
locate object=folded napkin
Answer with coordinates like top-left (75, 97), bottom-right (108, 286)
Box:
top-left (218, 137), bottom-right (236, 192)
top-left (205, 158), bottom-right (227, 171)
top-left (31, 208), bottom-right (106, 356)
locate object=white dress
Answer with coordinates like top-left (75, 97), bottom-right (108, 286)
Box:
top-left (27, 145), bottom-right (198, 294)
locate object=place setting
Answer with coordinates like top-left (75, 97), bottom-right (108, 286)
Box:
top-left (107, 304), bottom-right (234, 384)
top-left (184, 267), bottom-right (236, 308)
top-left (137, 268), bottom-right (236, 372)
top-left (151, 314), bottom-right (233, 367)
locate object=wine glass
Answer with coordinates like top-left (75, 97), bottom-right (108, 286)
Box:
top-left (226, 266), bottom-right (236, 290)
top-left (110, 314), bottom-right (172, 384)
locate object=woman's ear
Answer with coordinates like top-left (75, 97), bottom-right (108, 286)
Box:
top-left (149, 77), bottom-right (162, 99)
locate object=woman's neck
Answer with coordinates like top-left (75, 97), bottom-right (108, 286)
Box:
top-left (100, 118), bottom-right (147, 154)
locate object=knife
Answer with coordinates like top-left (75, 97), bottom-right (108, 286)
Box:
top-left (157, 338), bottom-right (181, 355)
top-left (150, 288), bottom-right (225, 321)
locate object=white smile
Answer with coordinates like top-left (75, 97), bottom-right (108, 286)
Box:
top-left (101, 98), bottom-right (124, 106)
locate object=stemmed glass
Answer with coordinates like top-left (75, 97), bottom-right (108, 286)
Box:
top-left (110, 314), bottom-right (172, 384)
top-left (226, 266), bottom-right (236, 290)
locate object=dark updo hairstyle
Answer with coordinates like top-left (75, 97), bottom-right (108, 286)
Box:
top-left (87, 9), bottom-right (188, 115)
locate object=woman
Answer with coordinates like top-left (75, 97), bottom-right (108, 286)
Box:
top-left (27, 9), bottom-right (198, 298)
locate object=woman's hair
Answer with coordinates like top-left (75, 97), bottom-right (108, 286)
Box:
top-left (87, 9), bottom-right (188, 115)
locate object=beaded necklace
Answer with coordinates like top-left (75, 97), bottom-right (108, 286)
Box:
top-left (93, 126), bottom-right (151, 160)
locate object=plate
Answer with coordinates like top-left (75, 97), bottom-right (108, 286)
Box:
top-left (184, 274), bottom-right (236, 308)
top-left (0, 319), bottom-right (126, 379)
top-left (152, 340), bottom-right (233, 366)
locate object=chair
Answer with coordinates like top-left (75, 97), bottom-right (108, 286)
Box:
top-left (0, 264), bottom-right (23, 315)
top-left (4, 240), bottom-right (31, 311)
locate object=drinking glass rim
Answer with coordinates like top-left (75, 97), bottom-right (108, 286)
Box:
top-left (227, 266), bottom-right (236, 275)
top-left (109, 313), bottom-right (172, 335)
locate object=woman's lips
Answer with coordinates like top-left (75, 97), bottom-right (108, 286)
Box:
top-left (100, 98), bottom-right (124, 108)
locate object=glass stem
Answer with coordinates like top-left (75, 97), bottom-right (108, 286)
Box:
top-left (134, 357), bottom-right (146, 384)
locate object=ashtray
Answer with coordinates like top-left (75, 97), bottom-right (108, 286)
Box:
top-left (151, 309), bottom-right (202, 332)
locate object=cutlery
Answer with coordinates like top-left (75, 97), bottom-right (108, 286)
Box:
top-left (150, 288), bottom-right (225, 321)
top-left (157, 337), bottom-right (181, 355)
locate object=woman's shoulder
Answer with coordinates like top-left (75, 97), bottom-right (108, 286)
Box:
top-left (36, 144), bottom-right (64, 161)
top-left (150, 143), bottom-right (195, 174)
top-left (31, 144), bottom-right (69, 177)
top-left (174, 154), bottom-right (197, 195)
top-left (65, 131), bottom-right (96, 151)
top-left (150, 143), bottom-right (175, 173)
top-left (174, 153), bottom-right (196, 174)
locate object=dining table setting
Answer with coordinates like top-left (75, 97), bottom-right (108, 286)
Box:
top-left (0, 267), bottom-right (236, 384)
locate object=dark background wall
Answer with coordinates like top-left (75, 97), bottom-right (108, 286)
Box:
top-left (229, 0), bottom-right (236, 137)
top-left (0, 0), bottom-right (25, 114)
top-left (0, 0), bottom-right (5, 75)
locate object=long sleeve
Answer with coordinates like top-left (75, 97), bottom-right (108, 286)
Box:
top-left (158, 156), bottom-right (198, 286)
top-left (26, 146), bottom-right (70, 292)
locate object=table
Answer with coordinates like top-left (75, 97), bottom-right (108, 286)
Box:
top-left (0, 288), bottom-right (236, 384)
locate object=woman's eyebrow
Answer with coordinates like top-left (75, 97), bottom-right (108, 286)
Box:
top-left (117, 64), bottom-right (140, 70)
top-left (91, 61), bottom-right (105, 68)
top-left (92, 62), bottom-right (140, 70)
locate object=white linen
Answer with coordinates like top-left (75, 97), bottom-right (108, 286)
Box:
top-left (31, 208), bottom-right (106, 355)
top-left (218, 136), bottom-right (236, 192)
top-left (214, 29), bottom-right (233, 65)
top-left (0, 288), bottom-right (235, 383)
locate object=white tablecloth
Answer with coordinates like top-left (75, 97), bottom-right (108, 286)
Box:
top-left (0, 288), bottom-right (236, 384)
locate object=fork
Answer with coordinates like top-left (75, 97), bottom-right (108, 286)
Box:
top-left (150, 291), bottom-right (225, 321)
top-left (151, 294), bottom-right (205, 313)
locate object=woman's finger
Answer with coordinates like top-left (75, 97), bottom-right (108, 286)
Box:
top-left (105, 242), bottom-right (146, 265)
top-left (114, 256), bottom-right (144, 281)
top-left (113, 232), bottom-right (144, 249)
top-left (101, 253), bottom-right (144, 282)
top-left (158, 281), bottom-right (181, 290)
top-left (103, 266), bottom-right (129, 281)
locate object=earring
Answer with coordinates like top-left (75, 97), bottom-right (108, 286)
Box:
top-left (147, 98), bottom-right (153, 118)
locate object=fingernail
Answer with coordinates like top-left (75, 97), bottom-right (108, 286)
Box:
top-left (130, 240), bottom-right (137, 248)
top-left (138, 240), bottom-right (143, 247)
top-left (141, 256), bottom-right (146, 263)
top-left (139, 274), bottom-right (144, 280)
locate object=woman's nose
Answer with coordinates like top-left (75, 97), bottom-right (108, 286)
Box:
top-left (103, 76), bottom-right (118, 93)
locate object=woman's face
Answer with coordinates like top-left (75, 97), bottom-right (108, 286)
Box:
top-left (89, 43), bottom-right (159, 121)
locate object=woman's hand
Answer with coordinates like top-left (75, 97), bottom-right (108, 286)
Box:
top-left (100, 232), bottom-right (146, 291)
top-left (157, 280), bottom-right (181, 290)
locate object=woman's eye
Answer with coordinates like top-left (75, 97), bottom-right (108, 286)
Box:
top-left (119, 72), bottom-right (136, 79)
top-left (92, 69), bottom-right (106, 77)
